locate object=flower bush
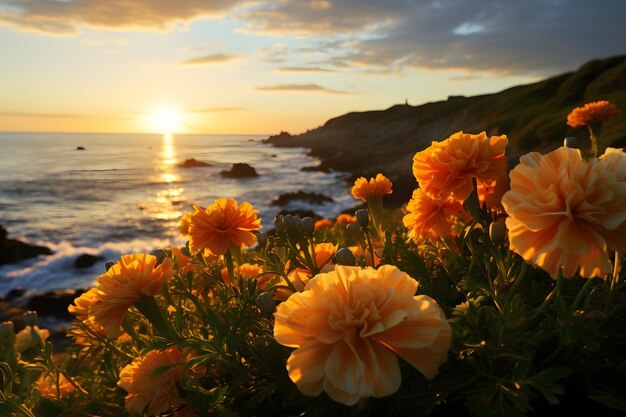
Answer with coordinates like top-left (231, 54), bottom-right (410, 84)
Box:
top-left (1, 101), bottom-right (625, 417)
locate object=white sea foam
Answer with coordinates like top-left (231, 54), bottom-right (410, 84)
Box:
top-left (0, 237), bottom-right (180, 294)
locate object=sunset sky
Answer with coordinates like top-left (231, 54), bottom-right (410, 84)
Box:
top-left (1, 0), bottom-right (625, 134)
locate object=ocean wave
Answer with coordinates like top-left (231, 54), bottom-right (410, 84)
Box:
top-left (0, 237), bottom-right (182, 294)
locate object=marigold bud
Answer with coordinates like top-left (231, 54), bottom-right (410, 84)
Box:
top-left (273, 215), bottom-right (285, 233)
top-left (22, 311), bottom-right (38, 327)
top-left (355, 209), bottom-right (369, 228)
top-left (346, 223), bottom-right (362, 237)
top-left (489, 221), bottom-right (507, 245)
top-left (256, 292), bottom-right (275, 314)
top-left (301, 217), bottom-right (315, 235)
top-left (335, 247), bottom-right (357, 266)
top-left (0, 321), bottom-right (14, 340)
top-left (283, 215), bottom-right (302, 236)
top-left (256, 231), bottom-right (268, 247)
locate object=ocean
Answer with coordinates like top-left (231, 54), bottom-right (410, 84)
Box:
top-left (0, 132), bottom-right (353, 294)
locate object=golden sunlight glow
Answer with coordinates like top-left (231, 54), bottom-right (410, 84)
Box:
top-left (148, 107), bottom-right (183, 134)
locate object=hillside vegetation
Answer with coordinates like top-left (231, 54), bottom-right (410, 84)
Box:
top-left (265, 55), bottom-right (626, 204)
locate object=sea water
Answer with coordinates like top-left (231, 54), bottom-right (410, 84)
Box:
top-left (0, 132), bottom-right (353, 293)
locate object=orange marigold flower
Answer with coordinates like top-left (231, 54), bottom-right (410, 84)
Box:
top-left (188, 198), bottom-right (261, 256)
top-left (177, 212), bottom-right (193, 237)
top-left (90, 254), bottom-right (174, 338)
top-left (68, 288), bottom-right (100, 322)
top-left (37, 373), bottom-right (75, 399)
top-left (403, 189), bottom-right (464, 242)
top-left (221, 262), bottom-right (264, 285)
top-left (170, 247), bottom-right (195, 275)
top-left (336, 213), bottom-right (356, 226)
top-left (351, 173), bottom-right (393, 202)
top-left (412, 131), bottom-right (508, 201)
top-left (566, 100), bottom-right (621, 127)
top-left (477, 172), bottom-right (510, 210)
top-left (118, 347), bottom-right (185, 415)
top-left (275, 243), bottom-right (338, 301)
top-left (502, 147), bottom-right (626, 279)
top-left (274, 265), bottom-right (451, 406)
top-left (314, 218), bottom-right (334, 231)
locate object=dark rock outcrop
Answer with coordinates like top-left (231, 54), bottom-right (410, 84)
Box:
top-left (5, 287), bottom-right (26, 301)
top-left (178, 158), bottom-right (211, 168)
top-left (26, 289), bottom-right (85, 320)
top-left (272, 191), bottom-right (334, 206)
top-left (76, 146), bottom-right (85, 150)
top-left (74, 254), bottom-right (104, 269)
top-left (0, 225), bottom-right (52, 265)
top-left (301, 165), bottom-right (331, 173)
top-left (220, 163), bottom-right (259, 178)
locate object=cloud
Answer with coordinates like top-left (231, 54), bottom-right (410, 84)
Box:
top-left (237, 0), bottom-right (626, 75)
top-left (256, 84), bottom-right (350, 94)
top-left (0, 0), bottom-right (248, 34)
top-left (180, 53), bottom-right (238, 65)
top-left (277, 66), bottom-right (336, 73)
top-left (235, 1), bottom-right (403, 36)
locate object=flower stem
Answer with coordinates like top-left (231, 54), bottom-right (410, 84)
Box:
top-left (571, 277), bottom-right (594, 311)
top-left (135, 295), bottom-right (178, 341)
top-left (611, 251), bottom-right (621, 291)
top-left (587, 125), bottom-right (598, 158)
top-left (530, 271), bottom-right (563, 321)
top-left (224, 248), bottom-right (236, 285)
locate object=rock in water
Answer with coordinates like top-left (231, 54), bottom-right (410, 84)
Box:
top-left (74, 254), bottom-right (104, 269)
top-left (220, 163), bottom-right (259, 178)
top-left (0, 225), bottom-right (52, 265)
top-left (272, 191), bottom-right (334, 206)
top-left (27, 289), bottom-right (86, 320)
top-left (178, 158), bottom-right (211, 168)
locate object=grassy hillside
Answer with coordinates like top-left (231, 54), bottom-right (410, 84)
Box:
top-left (265, 55), bottom-right (626, 204)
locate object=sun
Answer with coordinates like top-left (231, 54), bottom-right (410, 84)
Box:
top-left (148, 106), bottom-right (183, 134)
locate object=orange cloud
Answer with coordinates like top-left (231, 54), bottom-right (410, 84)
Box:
top-left (256, 84), bottom-right (351, 94)
top-left (180, 53), bottom-right (239, 65)
top-left (0, 0), bottom-right (248, 34)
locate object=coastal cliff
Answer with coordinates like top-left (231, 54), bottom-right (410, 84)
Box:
top-left (265, 55), bottom-right (626, 205)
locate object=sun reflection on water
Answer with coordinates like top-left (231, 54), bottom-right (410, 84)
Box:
top-left (142, 134), bottom-right (186, 230)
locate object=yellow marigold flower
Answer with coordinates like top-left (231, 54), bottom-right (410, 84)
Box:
top-left (118, 347), bottom-right (185, 416)
top-left (403, 189), bottom-right (464, 242)
top-left (274, 265), bottom-right (451, 406)
top-left (314, 218), bottom-right (334, 231)
top-left (412, 131), bottom-right (508, 201)
top-left (502, 147), bottom-right (626, 279)
top-left (37, 373), bottom-right (75, 399)
top-left (15, 325), bottom-right (49, 353)
top-left (566, 100), bottom-right (621, 127)
top-left (188, 198), bottom-right (261, 256)
top-left (90, 254), bottom-right (174, 338)
top-left (177, 212), bottom-right (193, 237)
top-left (336, 213), bottom-right (356, 226)
top-left (351, 173), bottom-right (393, 202)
